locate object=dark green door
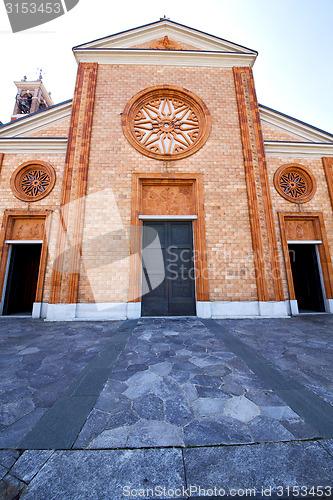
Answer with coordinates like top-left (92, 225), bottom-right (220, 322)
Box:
top-left (141, 221), bottom-right (196, 316)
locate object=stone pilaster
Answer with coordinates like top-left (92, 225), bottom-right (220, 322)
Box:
top-left (233, 67), bottom-right (284, 302)
top-left (49, 62), bottom-right (98, 305)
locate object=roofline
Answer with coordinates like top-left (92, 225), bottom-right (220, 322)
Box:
top-left (0, 99), bottom-right (72, 129)
top-left (0, 137), bottom-right (67, 140)
top-left (74, 48), bottom-right (252, 55)
top-left (259, 103), bottom-right (333, 140)
top-left (72, 19), bottom-right (258, 55)
top-left (264, 140), bottom-right (333, 145)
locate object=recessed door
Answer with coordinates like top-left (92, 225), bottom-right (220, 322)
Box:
top-left (3, 244), bottom-right (42, 315)
top-left (142, 221), bottom-right (196, 316)
top-left (288, 244), bottom-right (325, 313)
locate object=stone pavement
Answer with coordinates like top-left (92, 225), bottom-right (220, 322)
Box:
top-left (0, 316), bottom-right (332, 499)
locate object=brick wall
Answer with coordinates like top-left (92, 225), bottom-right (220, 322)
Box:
top-left (0, 152), bottom-right (66, 302)
top-left (267, 156), bottom-right (333, 298)
top-left (28, 118), bottom-right (70, 138)
top-left (79, 64), bottom-right (257, 303)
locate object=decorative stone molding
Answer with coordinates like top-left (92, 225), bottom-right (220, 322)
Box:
top-left (264, 141), bottom-right (333, 157)
top-left (274, 164), bottom-right (316, 203)
top-left (0, 138), bottom-right (67, 153)
top-left (122, 85), bottom-right (211, 160)
top-left (10, 160), bottom-right (56, 202)
top-left (149, 36), bottom-right (183, 50)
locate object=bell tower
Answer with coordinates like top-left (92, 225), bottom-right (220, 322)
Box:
top-left (11, 76), bottom-right (54, 121)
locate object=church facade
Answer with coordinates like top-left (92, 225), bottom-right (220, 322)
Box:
top-left (0, 19), bottom-right (333, 320)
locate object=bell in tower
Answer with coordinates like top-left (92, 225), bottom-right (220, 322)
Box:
top-left (11, 74), bottom-right (54, 121)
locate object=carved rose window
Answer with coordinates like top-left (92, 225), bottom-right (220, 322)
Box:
top-left (122, 86), bottom-right (211, 160)
top-left (11, 161), bottom-right (56, 202)
top-left (274, 164), bottom-right (316, 203)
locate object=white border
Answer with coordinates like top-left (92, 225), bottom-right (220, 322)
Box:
top-left (5, 240), bottom-right (44, 244)
top-left (264, 141), bottom-right (333, 157)
top-left (0, 245), bottom-right (12, 316)
top-left (139, 215), bottom-right (198, 220)
top-left (287, 240), bottom-right (322, 244)
top-left (43, 300), bottom-right (292, 320)
top-left (0, 138), bottom-right (67, 153)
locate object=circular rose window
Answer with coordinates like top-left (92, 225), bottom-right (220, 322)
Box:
top-left (273, 164), bottom-right (316, 203)
top-left (122, 85), bottom-right (211, 160)
top-left (11, 161), bottom-right (56, 202)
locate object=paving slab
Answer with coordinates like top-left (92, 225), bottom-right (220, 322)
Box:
top-left (19, 449), bottom-right (186, 500)
top-left (183, 441), bottom-right (333, 496)
top-left (0, 450), bottom-right (19, 470)
top-left (0, 473), bottom-right (25, 500)
top-left (320, 438), bottom-right (333, 457)
top-left (10, 450), bottom-right (53, 483)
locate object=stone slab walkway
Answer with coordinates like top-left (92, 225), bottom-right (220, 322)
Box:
top-left (0, 319), bottom-right (121, 449)
top-left (73, 318), bottom-right (322, 449)
top-left (0, 315), bottom-right (332, 499)
top-left (216, 316), bottom-right (333, 406)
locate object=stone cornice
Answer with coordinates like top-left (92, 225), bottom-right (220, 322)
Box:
top-left (264, 141), bottom-right (333, 157)
top-left (0, 138), bottom-right (67, 153)
top-left (0, 101), bottom-right (72, 138)
top-left (73, 48), bottom-right (256, 67)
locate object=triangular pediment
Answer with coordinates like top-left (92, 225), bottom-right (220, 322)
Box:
top-left (259, 104), bottom-right (333, 143)
top-left (0, 100), bottom-right (72, 138)
top-left (73, 19), bottom-right (257, 55)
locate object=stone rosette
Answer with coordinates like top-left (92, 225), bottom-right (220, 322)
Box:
top-left (273, 163), bottom-right (316, 204)
top-left (122, 85), bottom-right (211, 161)
top-left (10, 160), bottom-right (56, 202)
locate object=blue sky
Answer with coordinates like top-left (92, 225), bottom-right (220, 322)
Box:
top-left (0, 0), bottom-right (332, 133)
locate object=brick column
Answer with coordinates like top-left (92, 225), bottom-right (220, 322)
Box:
top-left (233, 67), bottom-right (284, 302)
top-left (323, 157), bottom-right (333, 212)
top-left (49, 62), bottom-right (98, 306)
